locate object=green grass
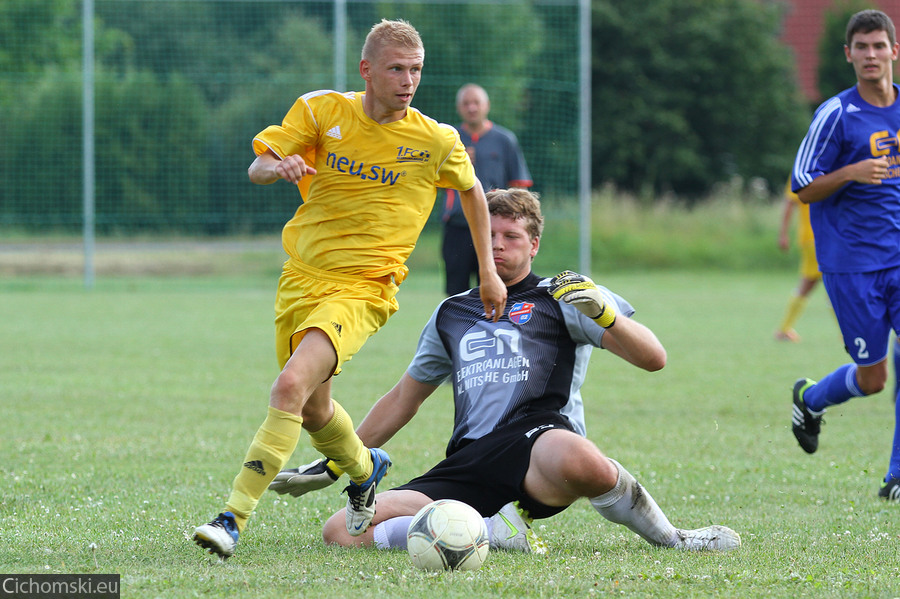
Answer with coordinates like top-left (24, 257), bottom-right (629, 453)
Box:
top-left (2, 265), bottom-right (900, 598)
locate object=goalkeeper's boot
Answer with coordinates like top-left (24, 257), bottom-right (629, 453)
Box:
top-left (344, 448), bottom-right (392, 536)
top-left (489, 501), bottom-right (548, 554)
top-left (672, 525), bottom-right (741, 551)
top-left (791, 377), bottom-right (824, 454)
top-left (193, 511), bottom-right (239, 558)
top-left (269, 458), bottom-right (340, 497)
top-left (878, 476), bottom-right (900, 501)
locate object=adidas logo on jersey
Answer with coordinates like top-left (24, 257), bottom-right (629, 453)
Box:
top-left (243, 460), bottom-right (266, 475)
top-left (847, 103), bottom-right (861, 113)
top-left (326, 126), bottom-right (342, 139)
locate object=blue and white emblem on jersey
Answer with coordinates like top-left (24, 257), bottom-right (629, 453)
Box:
top-left (509, 302), bottom-right (534, 325)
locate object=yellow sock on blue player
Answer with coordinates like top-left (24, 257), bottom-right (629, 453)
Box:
top-left (308, 399), bottom-right (371, 483)
top-left (226, 406), bottom-right (302, 532)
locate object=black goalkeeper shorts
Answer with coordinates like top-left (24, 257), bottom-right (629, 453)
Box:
top-left (392, 412), bottom-right (576, 520)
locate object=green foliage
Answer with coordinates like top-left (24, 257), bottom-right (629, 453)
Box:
top-left (96, 1), bottom-right (217, 89)
top-left (816, 0), bottom-right (872, 102)
top-left (0, 0), bottom-right (78, 75)
top-left (2, 71), bottom-right (83, 228)
top-left (592, 0), bottom-right (809, 197)
top-left (376, 2), bottom-right (543, 126)
top-left (523, 185), bottom-right (790, 277)
top-left (0, 0), bottom-right (823, 231)
top-left (210, 13), bottom-right (338, 234)
top-left (1, 0), bottom-right (576, 233)
top-left (367, 1), bottom-right (583, 194)
top-left (519, 3), bottom-right (583, 193)
top-left (3, 69), bottom-right (210, 232)
top-left (95, 72), bottom-right (210, 232)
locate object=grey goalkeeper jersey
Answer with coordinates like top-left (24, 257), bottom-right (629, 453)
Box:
top-left (406, 272), bottom-right (634, 456)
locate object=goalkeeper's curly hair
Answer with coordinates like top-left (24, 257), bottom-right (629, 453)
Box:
top-left (486, 188), bottom-right (544, 241)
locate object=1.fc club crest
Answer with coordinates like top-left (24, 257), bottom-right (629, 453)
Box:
top-left (508, 302), bottom-right (534, 325)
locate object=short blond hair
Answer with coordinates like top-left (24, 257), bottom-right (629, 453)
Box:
top-left (487, 188), bottom-right (544, 240)
top-left (361, 19), bottom-right (423, 62)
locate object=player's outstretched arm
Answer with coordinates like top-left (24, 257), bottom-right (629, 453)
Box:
top-left (479, 271), bottom-right (506, 322)
top-left (549, 270), bottom-right (665, 371)
top-left (778, 198), bottom-right (794, 251)
top-left (458, 180), bottom-right (507, 321)
top-left (355, 372), bottom-right (438, 448)
top-left (597, 316), bottom-right (666, 372)
top-left (549, 270), bottom-right (617, 328)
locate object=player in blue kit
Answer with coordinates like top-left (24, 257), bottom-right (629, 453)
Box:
top-left (273, 188), bottom-right (741, 552)
top-left (790, 9), bottom-right (900, 501)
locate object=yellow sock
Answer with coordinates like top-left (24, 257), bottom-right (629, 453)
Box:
top-left (308, 400), bottom-right (371, 483)
top-left (779, 294), bottom-right (808, 333)
top-left (226, 406), bottom-right (302, 532)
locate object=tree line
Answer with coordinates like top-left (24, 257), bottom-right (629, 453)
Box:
top-left (0, 0), bottom-right (858, 234)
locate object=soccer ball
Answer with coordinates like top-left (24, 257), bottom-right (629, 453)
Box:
top-left (407, 499), bottom-right (489, 571)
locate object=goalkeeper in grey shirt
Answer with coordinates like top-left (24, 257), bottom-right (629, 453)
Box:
top-left (271, 188), bottom-right (741, 554)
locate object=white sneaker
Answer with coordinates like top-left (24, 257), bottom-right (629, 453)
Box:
top-left (673, 525), bottom-right (741, 551)
top-left (193, 511), bottom-right (239, 558)
top-left (489, 502), bottom-right (548, 554)
top-left (344, 448), bottom-right (391, 536)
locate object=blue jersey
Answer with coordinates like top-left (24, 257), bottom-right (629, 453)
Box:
top-left (792, 84), bottom-right (900, 273)
top-left (406, 272), bottom-right (634, 456)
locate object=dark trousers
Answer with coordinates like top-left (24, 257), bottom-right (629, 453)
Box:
top-left (442, 223), bottom-right (479, 295)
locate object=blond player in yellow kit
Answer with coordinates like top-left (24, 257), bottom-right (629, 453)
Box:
top-left (193, 19), bottom-right (506, 559)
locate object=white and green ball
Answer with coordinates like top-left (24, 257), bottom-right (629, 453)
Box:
top-left (407, 499), bottom-right (489, 571)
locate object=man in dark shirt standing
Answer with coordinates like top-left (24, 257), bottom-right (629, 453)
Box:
top-left (442, 84), bottom-right (533, 295)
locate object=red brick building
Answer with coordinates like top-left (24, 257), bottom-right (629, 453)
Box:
top-left (780, 0), bottom-right (900, 101)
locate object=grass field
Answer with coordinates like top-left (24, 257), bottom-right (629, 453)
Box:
top-left (3, 260), bottom-right (900, 598)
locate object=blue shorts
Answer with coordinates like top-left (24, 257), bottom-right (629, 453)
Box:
top-left (822, 267), bottom-right (900, 365)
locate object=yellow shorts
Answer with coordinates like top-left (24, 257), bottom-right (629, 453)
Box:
top-left (274, 260), bottom-right (400, 373)
top-left (799, 239), bottom-right (821, 281)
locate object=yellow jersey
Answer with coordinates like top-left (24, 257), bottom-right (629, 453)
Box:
top-left (253, 90), bottom-right (475, 279)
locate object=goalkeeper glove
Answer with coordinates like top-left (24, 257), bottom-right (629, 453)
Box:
top-left (548, 270), bottom-right (616, 328)
top-left (268, 458), bottom-right (341, 497)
